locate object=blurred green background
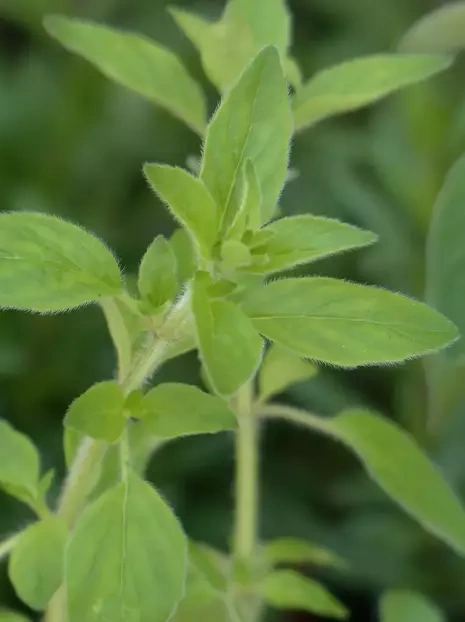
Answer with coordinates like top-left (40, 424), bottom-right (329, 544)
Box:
top-left (2, 0), bottom-right (465, 620)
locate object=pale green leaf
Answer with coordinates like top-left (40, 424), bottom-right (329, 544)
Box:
top-left (0, 611), bottom-right (31, 622)
top-left (265, 538), bottom-right (347, 570)
top-left (143, 383), bottom-right (236, 438)
top-left (138, 235), bottom-right (178, 313)
top-left (65, 381), bottom-right (126, 443)
top-left (144, 165), bottom-right (218, 259)
top-left (170, 0), bottom-right (293, 93)
top-left (44, 16), bottom-right (206, 134)
top-left (201, 46), bottom-right (293, 229)
top-left (192, 277), bottom-right (263, 395)
top-left (226, 160), bottom-right (262, 240)
top-left (0, 420), bottom-right (40, 500)
top-left (66, 472), bottom-right (187, 622)
top-left (304, 409), bottom-right (465, 557)
top-left (259, 345), bottom-right (317, 402)
top-left (0, 212), bottom-right (122, 312)
top-left (257, 569), bottom-right (348, 619)
top-left (242, 277), bottom-right (458, 367)
top-left (170, 228), bottom-right (196, 288)
top-left (221, 240), bottom-right (252, 270)
top-left (400, 3), bottom-right (465, 54)
top-left (380, 589), bottom-right (445, 622)
top-left (9, 517), bottom-right (67, 611)
top-left (426, 154), bottom-right (465, 361)
top-left (293, 54), bottom-right (453, 132)
top-left (246, 215), bottom-right (377, 274)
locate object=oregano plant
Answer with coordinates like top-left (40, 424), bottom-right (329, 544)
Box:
top-left (0, 1), bottom-right (464, 621)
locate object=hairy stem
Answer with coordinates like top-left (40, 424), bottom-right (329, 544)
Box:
top-left (234, 381), bottom-right (258, 565)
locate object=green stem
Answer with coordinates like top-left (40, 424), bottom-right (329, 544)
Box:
top-left (0, 532), bottom-right (21, 561)
top-left (234, 382), bottom-right (258, 566)
top-left (256, 403), bottom-right (333, 436)
top-left (100, 297), bottom-right (132, 382)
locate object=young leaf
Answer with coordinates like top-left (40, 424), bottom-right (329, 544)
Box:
top-left (426, 154), bottom-right (465, 361)
top-left (399, 3), bottom-right (465, 54)
top-left (144, 165), bottom-right (218, 259)
top-left (65, 381), bottom-right (126, 443)
top-left (0, 421), bottom-right (40, 501)
top-left (0, 612), bottom-right (31, 622)
top-left (201, 46), bottom-right (293, 229)
top-left (221, 240), bottom-right (252, 270)
top-left (246, 215), bottom-right (377, 274)
top-left (293, 54), bottom-right (453, 132)
top-left (170, 0), bottom-right (293, 93)
top-left (170, 229), bottom-right (196, 287)
top-left (265, 538), bottom-right (347, 570)
top-left (192, 277), bottom-right (263, 395)
top-left (44, 16), bottom-right (206, 134)
top-left (66, 472), bottom-right (187, 622)
top-left (9, 517), bottom-right (67, 611)
top-left (142, 383), bottom-right (237, 439)
top-left (0, 212), bottom-right (122, 312)
top-left (259, 345), bottom-right (317, 402)
top-left (138, 235), bottom-right (178, 313)
top-left (380, 589), bottom-right (444, 622)
top-left (242, 277), bottom-right (458, 367)
top-left (257, 569), bottom-right (348, 619)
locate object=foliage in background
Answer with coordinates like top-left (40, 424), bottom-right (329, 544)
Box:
top-left (2, 0), bottom-right (465, 620)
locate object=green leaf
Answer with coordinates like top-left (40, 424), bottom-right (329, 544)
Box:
top-left (65, 381), bottom-right (126, 443)
top-left (44, 16), bottom-right (206, 134)
top-left (226, 159), bottom-right (262, 239)
top-left (259, 345), bottom-right (317, 402)
top-left (221, 240), bottom-right (252, 270)
top-left (265, 538), bottom-right (347, 570)
top-left (293, 54), bottom-right (453, 132)
top-left (242, 277), bottom-right (458, 367)
top-left (380, 589), bottom-right (444, 622)
top-left (170, 0), bottom-right (293, 93)
top-left (201, 46), bottom-right (292, 230)
top-left (144, 165), bottom-right (218, 260)
top-left (0, 212), bottom-right (122, 312)
top-left (9, 517), bottom-right (67, 611)
top-left (142, 383), bottom-right (237, 439)
top-left (246, 215), bottom-right (377, 274)
top-left (400, 3), bottom-right (465, 54)
top-left (305, 409), bottom-right (465, 556)
top-left (0, 420), bottom-right (40, 501)
top-left (426, 154), bottom-right (465, 361)
top-left (0, 611), bottom-right (31, 622)
top-left (138, 235), bottom-right (178, 313)
top-left (192, 277), bottom-right (263, 395)
top-left (170, 229), bottom-right (196, 288)
top-left (66, 472), bottom-right (187, 622)
top-left (257, 569), bottom-right (348, 619)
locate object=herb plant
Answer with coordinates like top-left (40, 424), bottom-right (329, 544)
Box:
top-left (0, 1), bottom-right (464, 621)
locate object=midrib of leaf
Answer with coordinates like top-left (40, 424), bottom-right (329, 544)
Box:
top-left (252, 314), bottom-right (448, 332)
top-left (216, 63), bottom-right (265, 230)
top-left (119, 479), bottom-right (129, 619)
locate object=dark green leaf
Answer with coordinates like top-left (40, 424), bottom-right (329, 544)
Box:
top-left (380, 589), bottom-right (445, 622)
top-left (0, 611), bottom-right (31, 622)
top-left (66, 472), bottom-right (187, 622)
top-left (9, 517), bottom-right (67, 610)
top-left (399, 3), bottom-right (465, 54)
top-left (44, 16), bottom-right (206, 134)
top-left (0, 212), bottom-right (122, 312)
top-left (426, 154), bottom-right (465, 361)
top-left (243, 277), bottom-right (458, 367)
top-left (65, 381), bottom-right (126, 443)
